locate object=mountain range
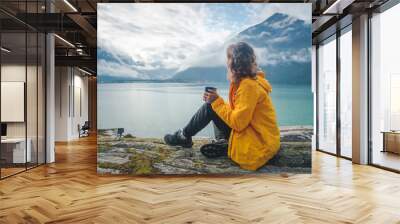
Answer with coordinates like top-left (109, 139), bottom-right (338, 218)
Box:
top-left (99, 13), bottom-right (311, 85)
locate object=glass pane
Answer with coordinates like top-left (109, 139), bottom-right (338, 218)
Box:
top-left (38, 33), bottom-right (45, 164)
top-left (371, 4), bottom-right (400, 171)
top-left (318, 37), bottom-right (337, 154)
top-left (0, 1), bottom-right (46, 178)
top-left (340, 29), bottom-right (352, 158)
top-left (27, 31), bottom-right (38, 169)
top-left (1, 31), bottom-right (27, 177)
top-left (25, 0), bottom-right (38, 169)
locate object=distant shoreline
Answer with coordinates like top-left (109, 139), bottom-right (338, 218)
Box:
top-left (98, 80), bottom-right (312, 86)
top-left (98, 79), bottom-right (188, 84)
top-left (280, 125), bottom-right (313, 130)
top-left (99, 125), bottom-right (313, 130)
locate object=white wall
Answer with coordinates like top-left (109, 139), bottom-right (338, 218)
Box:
top-left (55, 66), bottom-right (70, 141)
top-left (55, 67), bottom-right (89, 141)
top-left (1, 65), bottom-right (42, 137)
top-left (69, 73), bottom-right (89, 138)
top-left (1, 65), bottom-right (26, 165)
top-left (1, 65), bottom-right (26, 139)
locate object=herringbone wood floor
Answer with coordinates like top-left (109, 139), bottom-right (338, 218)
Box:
top-left (0, 135), bottom-right (399, 224)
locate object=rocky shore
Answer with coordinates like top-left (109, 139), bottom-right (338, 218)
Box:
top-left (97, 126), bottom-right (312, 175)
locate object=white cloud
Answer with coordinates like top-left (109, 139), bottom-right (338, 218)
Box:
top-left (98, 3), bottom-right (233, 76)
top-left (255, 47), bottom-right (312, 66)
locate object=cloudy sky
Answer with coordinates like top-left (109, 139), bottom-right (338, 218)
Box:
top-left (97, 3), bottom-right (311, 79)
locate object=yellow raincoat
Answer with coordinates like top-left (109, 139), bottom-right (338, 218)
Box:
top-left (211, 71), bottom-right (280, 170)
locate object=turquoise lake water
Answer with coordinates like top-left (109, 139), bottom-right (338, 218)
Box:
top-left (98, 82), bottom-right (313, 138)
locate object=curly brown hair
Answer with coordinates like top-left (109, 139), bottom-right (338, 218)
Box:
top-left (226, 42), bottom-right (258, 82)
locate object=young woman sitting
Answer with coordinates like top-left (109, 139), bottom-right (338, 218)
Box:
top-left (164, 42), bottom-right (280, 171)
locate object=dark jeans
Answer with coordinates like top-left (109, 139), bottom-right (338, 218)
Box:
top-left (183, 103), bottom-right (231, 140)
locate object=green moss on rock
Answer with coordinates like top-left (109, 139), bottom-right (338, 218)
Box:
top-left (97, 128), bottom-right (313, 175)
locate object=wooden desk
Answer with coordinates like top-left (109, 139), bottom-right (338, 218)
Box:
top-left (382, 131), bottom-right (400, 154)
top-left (1, 138), bottom-right (31, 164)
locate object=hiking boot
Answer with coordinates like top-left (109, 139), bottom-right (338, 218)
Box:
top-left (200, 139), bottom-right (228, 158)
top-left (164, 129), bottom-right (193, 148)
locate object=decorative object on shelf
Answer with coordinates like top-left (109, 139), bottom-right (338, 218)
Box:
top-left (382, 131), bottom-right (400, 154)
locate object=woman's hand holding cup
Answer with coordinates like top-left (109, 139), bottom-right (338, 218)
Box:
top-left (204, 87), bottom-right (218, 104)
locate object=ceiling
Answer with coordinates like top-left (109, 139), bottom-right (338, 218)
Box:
top-left (0, 0), bottom-right (393, 75)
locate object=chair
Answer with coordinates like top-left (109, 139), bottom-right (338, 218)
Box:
top-left (117, 128), bottom-right (124, 140)
top-left (79, 121), bottom-right (90, 138)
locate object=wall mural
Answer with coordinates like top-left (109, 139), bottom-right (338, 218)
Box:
top-left (97, 3), bottom-right (313, 175)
